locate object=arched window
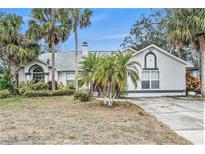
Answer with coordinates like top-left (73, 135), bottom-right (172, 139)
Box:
top-left (142, 51), bottom-right (159, 89)
top-left (144, 52), bottom-right (157, 69)
top-left (32, 66), bottom-right (44, 82)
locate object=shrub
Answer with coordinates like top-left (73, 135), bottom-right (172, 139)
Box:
top-left (195, 88), bottom-right (201, 95)
top-left (33, 81), bottom-right (48, 91)
top-left (47, 80), bottom-right (58, 90)
top-left (74, 91), bottom-right (80, 100)
top-left (53, 89), bottom-right (75, 96)
top-left (186, 72), bottom-right (200, 94)
top-left (67, 83), bottom-right (75, 90)
top-left (24, 90), bottom-right (52, 97)
top-left (58, 83), bottom-right (75, 91)
top-left (24, 89), bottom-right (75, 97)
top-left (19, 81), bottom-right (48, 95)
top-left (0, 70), bottom-right (19, 95)
top-left (74, 90), bottom-right (91, 102)
top-left (68, 89), bottom-right (75, 95)
top-left (52, 90), bottom-right (68, 96)
top-left (0, 90), bottom-right (10, 99)
top-left (58, 83), bottom-right (75, 95)
top-left (58, 83), bottom-right (69, 91)
top-left (18, 81), bottom-right (34, 94)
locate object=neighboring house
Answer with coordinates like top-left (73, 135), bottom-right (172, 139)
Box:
top-left (16, 43), bottom-right (188, 97)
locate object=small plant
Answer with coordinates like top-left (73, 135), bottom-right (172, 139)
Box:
top-left (74, 90), bottom-right (91, 102)
top-left (0, 90), bottom-right (10, 99)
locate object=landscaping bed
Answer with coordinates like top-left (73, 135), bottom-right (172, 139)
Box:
top-left (0, 96), bottom-right (192, 144)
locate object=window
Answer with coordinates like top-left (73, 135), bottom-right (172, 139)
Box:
top-left (141, 70), bottom-right (159, 89)
top-left (144, 52), bottom-right (157, 69)
top-left (141, 71), bottom-right (150, 89)
top-left (66, 73), bottom-right (75, 84)
top-left (151, 71), bottom-right (159, 89)
top-left (32, 66), bottom-right (44, 82)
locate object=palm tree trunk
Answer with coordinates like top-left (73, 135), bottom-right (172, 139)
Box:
top-left (74, 30), bottom-right (79, 91)
top-left (51, 40), bottom-right (55, 91)
top-left (199, 34), bottom-right (205, 97)
top-left (10, 63), bottom-right (16, 81)
top-left (51, 8), bottom-right (56, 91)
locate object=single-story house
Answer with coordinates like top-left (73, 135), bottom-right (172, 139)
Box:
top-left (16, 42), bottom-right (113, 85)
top-left (16, 42), bottom-right (188, 97)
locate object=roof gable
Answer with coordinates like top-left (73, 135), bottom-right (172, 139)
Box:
top-left (123, 44), bottom-right (188, 65)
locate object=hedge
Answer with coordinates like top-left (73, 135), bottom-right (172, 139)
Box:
top-left (24, 89), bottom-right (75, 97)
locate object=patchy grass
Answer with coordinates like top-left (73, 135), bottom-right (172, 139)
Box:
top-left (0, 96), bottom-right (25, 106)
top-left (0, 96), bottom-right (192, 144)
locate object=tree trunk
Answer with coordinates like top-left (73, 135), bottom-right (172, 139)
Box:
top-left (108, 81), bottom-right (113, 107)
top-left (74, 30), bottom-right (79, 91)
top-left (51, 41), bottom-right (56, 91)
top-left (198, 34), bottom-right (205, 97)
top-left (51, 9), bottom-right (56, 91)
top-left (177, 48), bottom-right (182, 58)
top-left (10, 63), bottom-right (16, 81)
top-left (89, 81), bottom-right (93, 94)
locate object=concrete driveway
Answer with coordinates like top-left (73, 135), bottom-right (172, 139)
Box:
top-left (130, 97), bottom-right (204, 144)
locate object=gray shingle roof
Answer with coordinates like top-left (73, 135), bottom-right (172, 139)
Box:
top-left (38, 51), bottom-right (115, 71)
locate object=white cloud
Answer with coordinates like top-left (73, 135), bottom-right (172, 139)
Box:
top-left (91, 11), bottom-right (108, 22)
top-left (94, 33), bottom-right (127, 41)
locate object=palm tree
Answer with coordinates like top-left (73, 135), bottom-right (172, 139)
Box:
top-left (115, 51), bottom-right (140, 97)
top-left (93, 54), bottom-right (117, 105)
top-left (167, 9), bottom-right (205, 97)
top-left (79, 53), bottom-right (100, 93)
top-left (27, 9), bottom-right (72, 91)
top-left (81, 51), bottom-right (140, 106)
top-left (69, 8), bottom-right (93, 91)
top-left (0, 14), bottom-right (39, 80)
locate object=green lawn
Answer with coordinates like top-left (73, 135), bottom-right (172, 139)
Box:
top-left (0, 96), bottom-right (192, 144)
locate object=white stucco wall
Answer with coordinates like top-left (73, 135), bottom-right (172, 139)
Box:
top-left (17, 61), bottom-right (51, 83)
top-left (17, 61), bottom-right (75, 85)
top-left (24, 61), bottom-right (49, 74)
top-left (126, 47), bottom-right (187, 97)
top-left (57, 71), bottom-right (75, 85)
top-left (48, 68), bottom-right (58, 82)
top-left (17, 67), bottom-right (26, 83)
